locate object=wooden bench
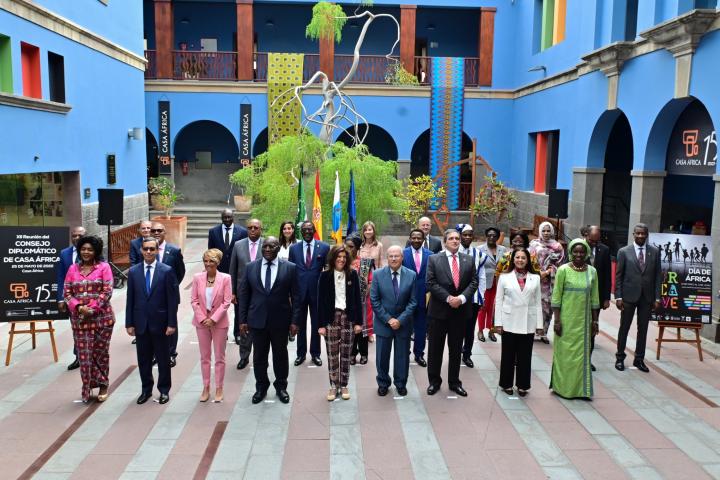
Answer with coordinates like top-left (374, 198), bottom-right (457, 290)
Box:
top-left (109, 222), bottom-right (140, 270)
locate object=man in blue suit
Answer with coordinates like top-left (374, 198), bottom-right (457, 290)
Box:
top-left (151, 222), bottom-right (185, 367)
top-left (371, 246), bottom-right (417, 397)
top-left (238, 237), bottom-right (300, 404)
top-left (288, 221), bottom-right (329, 367)
top-left (402, 229), bottom-right (432, 367)
top-left (56, 225), bottom-right (85, 370)
top-left (129, 220), bottom-right (153, 266)
top-left (208, 209), bottom-right (247, 274)
top-left (125, 237), bottom-right (179, 405)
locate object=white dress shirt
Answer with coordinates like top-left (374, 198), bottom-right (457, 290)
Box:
top-left (262, 259), bottom-right (278, 289)
top-left (205, 286), bottom-right (214, 311)
top-left (143, 259), bottom-right (157, 285)
top-left (157, 241), bottom-right (166, 262)
top-left (334, 270), bottom-right (346, 310)
top-left (634, 242), bottom-right (646, 261)
top-left (278, 244), bottom-right (292, 261)
top-left (223, 224), bottom-right (234, 243)
top-left (71, 246), bottom-right (77, 264)
top-left (444, 250), bottom-right (467, 305)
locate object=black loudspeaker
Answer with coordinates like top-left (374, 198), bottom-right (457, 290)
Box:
top-left (548, 188), bottom-right (569, 219)
top-left (97, 188), bottom-right (124, 225)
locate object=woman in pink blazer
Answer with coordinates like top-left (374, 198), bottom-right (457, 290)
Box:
top-left (191, 248), bottom-right (233, 402)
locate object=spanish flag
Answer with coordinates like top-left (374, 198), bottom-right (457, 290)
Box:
top-left (312, 171), bottom-right (322, 240)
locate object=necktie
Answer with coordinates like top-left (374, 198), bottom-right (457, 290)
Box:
top-left (265, 262), bottom-right (272, 291)
top-left (145, 265), bottom-right (151, 294)
top-left (414, 249), bottom-right (421, 273)
top-left (425, 237), bottom-right (429, 249)
top-left (392, 271), bottom-right (399, 299)
top-left (224, 227), bottom-right (230, 250)
top-left (250, 242), bottom-right (257, 261)
top-left (305, 243), bottom-right (312, 268)
top-left (451, 254), bottom-right (460, 289)
top-left (72, 248), bottom-right (77, 264)
top-left (638, 247), bottom-right (645, 269)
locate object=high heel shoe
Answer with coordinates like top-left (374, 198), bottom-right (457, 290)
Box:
top-left (214, 387), bottom-right (223, 403)
top-left (488, 331), bottom-right (497, 342)
top-left (477, 331), bottom-right (486, 342)
top-left (200, 387), bottom-right (210, 403)
top-left (97, 386), bottom-right (109, 402)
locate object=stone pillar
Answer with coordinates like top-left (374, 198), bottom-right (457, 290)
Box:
top-left (627, 170), bottom-right (666, 243)
top-left (236, 0), bottom-right (254, 81)
top-left (396, 159), bottom-right (411, 180)
top-left (400, 5), bottom-right (416, 73)
top-left (478, 7), bottom-right (496, 87)
top-left (705, 174), bottom-right (720, 341)
top-left (154, 0), bottom-right (174, 79)
top-left (568, 167), bottom-right (605, 237)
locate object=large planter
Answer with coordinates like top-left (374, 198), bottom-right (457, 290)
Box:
top-left (151, 215), bottom-right (187, 251)
top-left (234, 195), bottom-right (252, 213)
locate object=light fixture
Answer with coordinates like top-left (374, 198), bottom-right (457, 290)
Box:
top-left (128, 128), bottom-right (143, 141)
top-left (180, 17), bottom-right (190, 24)
top-left (348, 21), bottom-right (359, 28)
top-left (265, 19), bottom-right (274, 27)
top-left (528, 65), bottom-right (547, 76)
top-left (426, 23), bottom-right (436, 31)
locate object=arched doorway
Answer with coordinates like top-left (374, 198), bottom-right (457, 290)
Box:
top-left (253, 128), bottom-right (268, 158)
top-left (590, 110), bottom-right (633, 254)
top-left (146, 128), bottom-right (159, 179)
top-left (410, 130), bottom-right (474, 208)
top-left (336, 124), bottom-right (399, 161)
top-left (173, 120), bottom-right (239, 203)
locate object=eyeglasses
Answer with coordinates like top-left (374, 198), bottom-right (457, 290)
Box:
top-left (150, 229), bottom-right (164, 233)
top-left (142, 247), bottom-right (157, 252)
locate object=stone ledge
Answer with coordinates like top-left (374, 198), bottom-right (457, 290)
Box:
top-left (0, 92), bottom-right (71, 114)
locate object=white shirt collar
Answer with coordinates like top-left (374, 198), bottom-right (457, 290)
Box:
top-left (144, 259), bottom-right (157, 269)
top-left (445, 250), bottom-right (459, 258)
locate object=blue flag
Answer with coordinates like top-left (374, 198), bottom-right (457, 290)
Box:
top-left (346, 170), bottom-right (357, 236)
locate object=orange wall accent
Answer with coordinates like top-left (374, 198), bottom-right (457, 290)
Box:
top-left (236, 0), bottom-right (254, 81)
top-left (400, 5), bottom-right (416, 72)
top-left (154, 0), bottom-right (174, 79)
top-left (478, 7), bottom-right (496, 87)
top-left (553, 0), bottom-right (566, 45)
top-left (20, 42), bottom-right (41, 99)
top-left (534, 132), bottom-right (548, 194)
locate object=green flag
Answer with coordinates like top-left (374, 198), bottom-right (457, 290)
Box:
top-left (295, 165), bottom-right (307, 239)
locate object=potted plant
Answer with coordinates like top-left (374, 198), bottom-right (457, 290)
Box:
top-left (149, 176), bottom-right (188, 250)
top-left (471, 172), bottom-right (518, 243)
top-left (147, 176), bottom-right (169, 211)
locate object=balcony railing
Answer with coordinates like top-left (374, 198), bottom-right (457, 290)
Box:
top-left (172, 50), bottom-right (237, 80)
top-left (334, 55), bottom-right (398, 84)
top-left (414, 57), bottom-right (482, 87)
top-left (145, 50), bottom-right (156, 79)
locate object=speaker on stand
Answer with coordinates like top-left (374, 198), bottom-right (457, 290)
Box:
top-left (97, 188), bottom-right (127, 288)
top-left (547, 188), bottom-right (569, 241)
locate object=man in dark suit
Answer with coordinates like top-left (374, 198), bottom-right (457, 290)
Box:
top-left (237, 236), bottom-right (300, 404)
top-left (208, 209), bottom-right (247, 274)
top-left (426, 229), bottom-right (478, 397)
top-left (56, 225), bottom-right (85, 370)
top-left (288, 221), bottom-right (330, 367)
top-left (129, 220), bottom-right (153, 266)
top-left (402, 229), bottom-right (432, 366)
top-left (229, 218), bottom-right (263, 370)
top-left (125, 237), bottom-right (179, 405)
top-left (405, 217), bottom-right (442, 253)
top-left (615, 223), bottom-right (662, 373)
top-left (584, 225), bottom-right (612, 372)
top-left (151, 222), bottom-right (185, 367)
top-left (371, 246), bottom-right (417, 397)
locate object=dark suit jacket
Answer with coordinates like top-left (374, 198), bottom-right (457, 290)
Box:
top-left (317, 269), bottom-right (362, 328)
top-left (589, 242), bottom-right (612, 304)
top-left (426, 251), bottom-right (479, 320)
top-left (56, 245), bottom-right (75, 302)
top-left (125, 262), bottom-right (179, 335)
top-left (615, 243), bottom-right (662, 304)
top-left (160, 242), bottom-right (186, 284)
top-left (402, 246), bottom-right (431, 320)
top-left (208, 224), bottom-right (247, 273)
top-left (129, 237), bottom-right (143, 266)
top-left (237, 259), bottom-right (300, 330)
top-left (406, 235), bottom-right (442, 254)
top-left (288, 240), bottom-right (330, 302)
top-left (370, 266), bottom-right (417, 338)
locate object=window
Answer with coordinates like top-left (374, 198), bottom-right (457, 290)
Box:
top-left (532, 130), bottom-right (559, 194)
top-left (48, 51), bottom-right (65, 103)
top-left (624, 0), bottom-right (639, 41)
top-left (0, 34), bottom-right (11, 94)
top-left (21, 42), bottom-right (41, 99)
top-left (536, 0), bottom-right (566, 52)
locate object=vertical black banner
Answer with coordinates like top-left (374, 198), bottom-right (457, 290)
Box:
top-left (158, 101), bottom-right (171, 175)
top-left (240, 103), bottom-right (252, 167)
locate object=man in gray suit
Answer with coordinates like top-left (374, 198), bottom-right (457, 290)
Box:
top-left (230, 218), bottom-right (264, 370)
top-left (615, 223), bottom-right (662, 373)
top-left (370, 246), bottom-right (417, 397)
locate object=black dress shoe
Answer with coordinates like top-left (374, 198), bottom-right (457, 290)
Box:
top-left (450, 385), bottom-right (468, 397)
top-left (252, 390), bottom-right (267, 404)
top-left (169, 357), bottom-right (177, 368)
top-left (359, 356), bottom-right (368, 365)
top-left (488, 332), bottom-right (497, 342)
top-left (396, 386), bottom-right (408, 396)
top-left (426, 384), bottom-right (440, 395)
top-left (615, 360), bottom-right (625, 371)
top-left (633, 360), bottom-right (650, 373)
top-left (311, 356), bottom-right (322, 367)
top-left (137, 392), bottom-right (152, 404)
top-left (591, 364), bottom-right (597, 372)
top-left (414, 356), bottom-right (427, 367)
top-left (294, 356), bottom-right (306, 366)
top-left (158, 393), bottom-right (169, 404)
top-left (277, 390), bottom-right (290, 404)
top-left (67, 358), bottom-right (80, 370)
top-left (350, 356), bottom-right (357, 366)
top-left (540, 336), bottom-right (550, 344)
top-left (378, 386), bottom-right (389, 396)
top-left (462, 356), bottom-right (474, 368)
top-left (237, 358), bottom-right (249, 370)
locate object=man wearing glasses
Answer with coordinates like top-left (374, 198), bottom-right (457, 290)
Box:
top-left (230, 218), bottom-right (264, 370)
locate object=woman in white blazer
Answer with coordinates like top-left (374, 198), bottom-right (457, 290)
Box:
top-left (494, 248), bottom-right (544, 397)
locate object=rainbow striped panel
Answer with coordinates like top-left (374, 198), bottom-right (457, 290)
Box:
top-left (683, 295), bottom-right (712, 311)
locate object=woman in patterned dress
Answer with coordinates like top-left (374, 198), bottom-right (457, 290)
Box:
top-left (63, 235), bottom-right (115, 403)
top-left (358, 221), bottom-right (383, 342)
top-left (529, 222), bottom-right (566, 344)
top-left (345, 234), bottom-right (373, 365)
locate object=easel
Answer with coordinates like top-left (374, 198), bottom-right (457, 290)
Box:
top-left (5, 321), bottom-right (59, 366)
top-left (656, 321), bottom-right (703, 362)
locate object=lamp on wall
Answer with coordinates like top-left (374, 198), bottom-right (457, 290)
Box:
top-left (265, 19), bottom-right (275, 27)
top-left (426, 23), bottom-right (436, 31)
top-left (180, 17), bottom-right (190, 25)
top-left (528, 65), bottom-right (547, 77)
top-left (128, 128), bottom-right (143, 141)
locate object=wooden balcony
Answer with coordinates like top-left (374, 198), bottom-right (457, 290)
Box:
top-left (172, 51), bottom-right (237, 80)
top-left (144, 50), bottom-right (156, 79)
top-left (414, 57), bottom-right (482, 87)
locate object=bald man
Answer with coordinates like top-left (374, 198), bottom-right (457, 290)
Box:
top-left (405, 217), bottom-right (442, 254)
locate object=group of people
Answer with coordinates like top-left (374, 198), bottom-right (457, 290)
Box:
top-left (57, 207), bottom-right (661, 406)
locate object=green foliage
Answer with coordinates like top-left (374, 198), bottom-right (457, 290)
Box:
top-left (471, 172), bottom-right (518, 224)
top-left (148, 176), bottom-right (182, 217)
top-left (230, 134), bottom-right (403, 236)
top-left (306, 2), bottom-right (347, 43)
top-left (398, 175), bottom-right (445, 225)
top-left (385, 62), bottom-right (419, 86)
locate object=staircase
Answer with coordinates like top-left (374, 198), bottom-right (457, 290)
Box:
top-left (150, 204), bottom-right (250, 239)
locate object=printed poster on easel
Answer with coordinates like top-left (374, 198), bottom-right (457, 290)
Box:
top-left (650, 232), bottom-right (712, 324)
